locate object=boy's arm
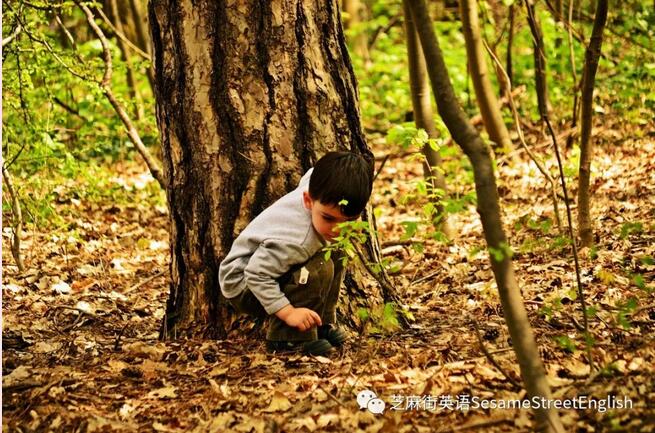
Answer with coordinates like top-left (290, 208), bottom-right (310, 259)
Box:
top-left (242, 239), bottom-right (309, 314)
top-left (243, 240), bottom-right (322, 330)
top-left (274, 304), bottom-right (321, 330)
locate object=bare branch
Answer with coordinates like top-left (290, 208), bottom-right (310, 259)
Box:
top-left (2, 23), bottom-right (22, 48)
top-left (76, 1), bottom-right (166, 189)
top-left (4, 1), bottom-right (89, 80)
top-left (471, 320), bottom-right (522, 389)
top-left (94, 5), bottom-right (152, 61)
top-left (482, 39), bottom-right (563, 234)
top-left (544, 116), bottom-right (594, 372)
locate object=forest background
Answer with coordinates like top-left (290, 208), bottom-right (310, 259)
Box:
top-left (2, 0), bottom-right (655, 432)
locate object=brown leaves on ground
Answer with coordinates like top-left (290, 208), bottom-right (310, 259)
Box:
top-left (3, 124), bottom-right (655, 432)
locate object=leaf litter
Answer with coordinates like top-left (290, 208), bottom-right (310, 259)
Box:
top-left (3, 125), bottom-right (655, 432)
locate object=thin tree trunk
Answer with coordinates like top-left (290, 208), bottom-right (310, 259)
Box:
top-left (149, 0), bottom-right (385, 339)
top-left (407, 0), bottom-right (564, 431)
top-left (402, 0), bottom-right (452, 238)
top-left (566, 0), bottom-right (580, 149)
top-left (78, 1), bottom-right (165, 188)
top-left (577, 0), bottom-right (608, 247)
top-left (524, 0), bottom-right (550, 120)
top-left (459, 0), bottom-right (513, 155)
top-left (126, 0), bottom-right (155, 90)
top-left (2, 165), bottom-right (26, 272)
top-left (342, 0), bottom-right (370, 67)
top-left (110, 0), bottom-right (144, 120)
top-left (506, 4), bottom-right (514, 88)
top-left (553, 0), bottom-right (564, 50)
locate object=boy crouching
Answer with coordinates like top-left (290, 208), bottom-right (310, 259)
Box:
top-left (219, 152), bottom-right (373, 355)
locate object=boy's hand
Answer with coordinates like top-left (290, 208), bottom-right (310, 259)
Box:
top-left (275, 305), bottom-right (322, 331)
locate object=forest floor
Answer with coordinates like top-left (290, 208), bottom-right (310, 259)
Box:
top-left (3, 118), bottom-right (655, 432)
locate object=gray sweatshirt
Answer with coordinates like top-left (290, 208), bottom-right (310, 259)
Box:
top-left (218, 169), bottom-right (325, 314)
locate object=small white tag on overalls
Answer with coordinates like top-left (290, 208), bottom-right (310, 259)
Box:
top-left (299, 266), bottom-right (309, 284)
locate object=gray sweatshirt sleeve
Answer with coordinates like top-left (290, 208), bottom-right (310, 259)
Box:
top-left (243, 239), bottom-right (310, 314)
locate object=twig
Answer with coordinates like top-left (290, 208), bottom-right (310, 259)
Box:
top-left (632, 303), bottom-right (655, 317)
top-left (337, 337), bottom-right (385, 399)
top-left (2, 165), bottom-right (26, 272)
top-left (109, 0), bottom-right (145, 120)
top-left (471, 320), bottom-right (522, 389)
top-left (544, 115), bottom-right (594, 372)
top-left (2, 380), bottom-right (43, 392)
top-left (22, 1), bottom-right (64, 10)
top-left (2, 23), bottom-right (21, 48)
top-left (124, 270), bottom-right (166, 294)
top-left (374, 149), bottom-right (414, 161)
top-left (77, 1), bottom-right (166, 189)
top-left (317, 384), bottom-right (347, 408)
top-left (543, 0), bottom-right (654, 58)
top-left (52, 96), bottom-right (80, 116)
top-left (483, 39), bottom-right (564, 235)
top-left (4, 1), bottom-right (88, 81)
top-left (94, 6), bottom-right (152, 61)
top-left (410, 269), bottom-right (441, 286)
top-left (380, 238), bottom-right (420, 248)
top-left (372, 153), bottom-right (389, 183)
top-left (352, 242), bottom-right (403, 309)
top-left (114, 322), bottom-right (130, 351)
top-left (53, 11), bottom-right (86, 66)
top-left (439, 86), bottom-right (524, 149)
top-left (368, 14), bottom-right (402, 51)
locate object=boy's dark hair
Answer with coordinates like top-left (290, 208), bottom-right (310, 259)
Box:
top-left (309, 151), bottom-right (374, 217)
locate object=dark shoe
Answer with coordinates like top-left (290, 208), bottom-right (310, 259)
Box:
top-left (317, 325), bottom-right (347, 347)
top-left (266, 338), bottom-right (333, 356)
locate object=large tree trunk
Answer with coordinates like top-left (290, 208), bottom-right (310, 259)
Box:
top-left (459, 0), bottom-right (513, 155)
top-left (149, 0), bottom-right (373, 339)
top-left (401, 0), bottom-right (452, 238)
top-left (577, 0), bottom-right (608, 247)
top-left (407, 0), bottom-right (564, 431)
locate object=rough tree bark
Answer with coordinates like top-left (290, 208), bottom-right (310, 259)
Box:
top-left (401, 0), bottom-right (452, 238)
top-left (577, 0), bottom-right (608, 247)
top-left (459, 0), bottom-right (513, 155)
top-left (149, 0), bottom-right (379, 339)
top-left (407, 0), bottom-right (564, 431)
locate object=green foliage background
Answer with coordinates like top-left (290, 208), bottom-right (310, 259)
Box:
top-left (2, 0), bottom-right (654, 232)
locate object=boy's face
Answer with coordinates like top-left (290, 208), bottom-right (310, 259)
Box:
top-left (303, 191), bottom-right (357, 242)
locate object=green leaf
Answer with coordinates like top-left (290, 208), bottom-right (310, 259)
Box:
top-left (620, 222), bottom-right (643, 239)
top-left (554, 335), bottom-right (576, 353)
top-left (633, 274), bottom-right (646, 290)
top-left (401, 221), bottom-right (418, 240)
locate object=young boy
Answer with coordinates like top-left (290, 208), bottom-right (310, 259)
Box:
top-left (219, 152), bottom-right (373, 356)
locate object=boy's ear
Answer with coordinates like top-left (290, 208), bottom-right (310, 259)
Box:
top-left (302, 191), bottom-right (313, 210)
